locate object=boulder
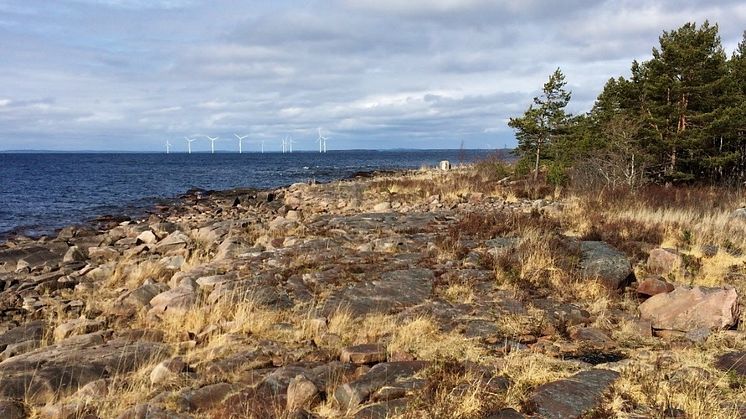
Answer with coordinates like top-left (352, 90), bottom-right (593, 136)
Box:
top-left (646, 248), bottom-right (683, 276)
top-left (136, 230), bottom-right (158, 245)
top-left (637, 277), bottom-right (674, 297)
top-left (0, 399), bottom-right (26, 419)
top-left (53, 318), bottom-right (106, 342)
top-left (183, 382), bottom-right (237, 412)
top-left (715, 352), bottom-right (746, 377)
top-left (286, 375), bottom-right (319, 411)
top-left (153, 231), bottom-right (190, 254)
top-left (580, 241), bottom-right (633, 289)
top-left (527, 369), bottom-right (620, 418)
top-left (87, 246), bottom-right (119, 263)
top-left (334, 361), bottom-right (428, 411)
top-left (340, 344), bottom-right (387, 365)
top-left (439, 160), bottom-right (451, 171)
top-left (148, 285), bottom-right (196, 316)
top-left (372, 202), bottom-right (392, 212)
top-left (62, 246), bottom-right (86, 263)
top-left (150, 357), bottom-right (187, 385)
top-left (639, 286), bottom-right (739, 332)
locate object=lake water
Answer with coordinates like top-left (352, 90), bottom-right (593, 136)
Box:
top-left (0, 150), bottom-right (497, 238)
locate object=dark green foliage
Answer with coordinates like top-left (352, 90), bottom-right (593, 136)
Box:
top-left (509, 21), bottom-right (746, 185)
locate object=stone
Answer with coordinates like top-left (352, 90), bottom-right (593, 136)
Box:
top-left (123, 283), bottom-right (167, 308)
top-left (639, 286), bottom-right (739, 332)
top-left (580, 241), bottom-right (633, 289)
top-left (323, 269), bottom-right (434, 317)
top-left (646, 248), bottom-right (683, 276)
top-left (439, 160), bottom-right (451, 171)
top-left (527, 369), bottom-right (620, 418)
top-left (0, 321), bottom-right (45, 352)
top-left (136, 230), bottom-right (157, 245)
top-left (53, 318), bottom-right (106, 342)
top-left (15, 248), bottom-right (60, 272)
top-left (637, 277), bottom-right (674, 297)
top-left (74, 378), bottom-right (109, 399)
top-left (486, 408), bottom-right (526, 418)
top-left (150, 357), bottom-right (187, 385)
top-left (334, 361), bottom-right (428, 411)
top-left (62, 246), bottom-right (85, 263)
top-left (715, 352), bottom-right (746, 377)
top-left (286, 375), bottom-right (319, 411)
top-left (87, 246), bottom-right (119, 263)
top-left (354, 398), bottom-right (409, 419)
top-left (0, 399), bottom-right (26, 419)
top-left (38, 401), bottom-right (87, 419)
top-left (183, 382), bottom-right (237, 411)
top-left (148, 285), bottom-right (196, 316)
top-left (340, 344), bottom-right (387, 365)
top-left (372, 202), bottom-right (392, 212)
top-left (0, 340), bottom-right (168, 403)
top-left (568, 326), bottom-right (614, 346)
top-left (153, 231), bottom-right (190, 254)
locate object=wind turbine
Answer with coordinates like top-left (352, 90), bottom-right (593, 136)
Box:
top-left (317, 128), bottom-right (329, 153)
top-left (234, 134), bottom-right (249, 154)
top-left (287, 136), bottom-right (295, 153)
top-left (206, 136), bottom-right (219, 154)
top-left (260, 139), bottom-right (265, 154)
top-left (184, 136), bottom-right (197, 154)
top-left (281, 137), bottom-right (287, 154)
top-left (165, 140), bottom-right (172, 154)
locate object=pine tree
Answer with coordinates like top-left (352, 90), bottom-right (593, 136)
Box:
top-left (508, 68), bottom-right (572, 181)
top-left (641, 21), bottom-right (728, 181)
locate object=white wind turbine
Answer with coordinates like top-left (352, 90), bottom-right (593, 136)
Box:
top-left (281, 137), bottom-right (287, 154)
top-left (260, 139), bottom-right (265, 154)
top-left (184, 136), bottom-right (197, 154)
top-left (206, 136), bottom-right (219, 154)
top-left (165, 140), bottom-right (172, 154)
top-left (317, 128), bottom-right (329, 153)
top-left (287, 136), bottom-right (295, 153)
top-left (234, 134), bottom-right (249, 154)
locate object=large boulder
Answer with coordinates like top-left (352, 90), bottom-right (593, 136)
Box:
top-left (639, 286), bottom-right (739, 332)
top-left (334, 361), bottom-right (428, 411)
top-left (580, 241), bottom-right (633, 289)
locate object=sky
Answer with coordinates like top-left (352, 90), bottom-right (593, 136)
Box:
top-left (0, 1), bottom-right (744, 152)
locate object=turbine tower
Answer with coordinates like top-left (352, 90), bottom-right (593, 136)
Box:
top-left (206, 136), bottom-right (219, 154)
top-left (234, 134), bottom-right (249, 154)
top-left (317, 128), bottom-right (329, 153)
top-left (287, 136), bottom-right (295, 153)
top-left (260, 139), bottom-right (265, 154)
top-left (166, 140), bottom-right (172, 154)
top-left (184, 136), bottom-right (197, 154)
top-left (281, 137), bottom-right (287, 154)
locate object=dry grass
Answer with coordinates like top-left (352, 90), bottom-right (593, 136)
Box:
top-left (388, 317), bottom-right (486, 363)
top-left (500, 352), bottom-right (581, 410)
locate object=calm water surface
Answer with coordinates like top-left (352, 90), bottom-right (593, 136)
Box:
top-left (0, 150), bottom-right (495, 238)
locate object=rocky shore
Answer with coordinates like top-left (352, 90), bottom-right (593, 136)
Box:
top-left (0, 166), bottom-right (744, 418)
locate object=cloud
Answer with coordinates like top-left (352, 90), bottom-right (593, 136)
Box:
top-left (0, 0), bottom-right (743, 151)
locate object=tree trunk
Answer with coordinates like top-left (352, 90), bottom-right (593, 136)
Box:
top-left (534, 141), bottom-right (541, 181)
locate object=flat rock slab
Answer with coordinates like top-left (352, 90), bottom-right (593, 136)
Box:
top-left (639, 286), bottom-right (739, 332)
top-left (354, 398), bottom-right (409, 419)
top-left (334, 361), bottom-right (428, 411)
top-left (580, 241), bottom-right (632, 289)
top-left (0, 321), bottom-right (44, 351)
top-left (527, 369), bottom-right (620, 419)
top-left (715, 352), bottom-right (746, 377)
top-left (322, 269), bottom-right (434, 316)
top-left (0, 339), bottom-right (169, 404)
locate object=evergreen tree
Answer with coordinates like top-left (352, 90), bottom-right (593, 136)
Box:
top-left (508, 68), bottom-right (572, 181)
top-left (640, 21), bottom-right (728, 181)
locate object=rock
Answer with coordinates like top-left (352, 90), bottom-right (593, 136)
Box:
top-left (53, 318), bottom-right (106, 342)
top-left (353, 398), bottom-right (409, 419)
top-left (637, 277), bottom-right (674, 297)
top-left (286, 375), bottom-right (319, 411)
top-left (154, 231), bottom-right (190, 254)
top-left (527, 369), bottom-right (620, 418)
top-left (334, 361), bottom-right (428, 411)
top-left (15, 248), bottom-right (60, 272)
top-left (214, 236), bottom-right (251, 261)
top-left (486, 408), bottom-right (526, 418)
top-left (123, 283), bottom-right (168, 308)
top-left (38, 401), bottom-right (87, 419)
top-left (136, 230), bottom-right (157, 245)
top-left (730, 208), bottom-right (746, 220)
top-left (439, 160), bottom-right (451, 171)
top-left (639, 286), bottom-right (739, 332)
top-left (646, 248), bottom-right (683, 276)
top-left (150, 357), bottom-right (187, 385)
top-left (62, 246), bottom-right (85, 263)
top-left (715, 352), bottom-right (746, 377)
top-left (0, 321), bottom-right (45, 352)
top-left (148, 285), bottom-right (196, 316)
top-left (183, 382), bottom-right (236, 411)
top-left (0, 340), bottom-right (168, 403)
top-left (0, 399), bottom-right (26, 419)
top-left (323, 269), bottom-right (434, 317)
top-left (580, 241), bottom-right (633, 289)
top-left (568, 326), bottom-right (614, 346)
top-left (87, 246), bottom-right (119, 263)
top-left (340, 344), bottom-right (387, 365)
top-left (74, 378), bottom-right (109, 399)
top-left (373, 202), bottom-right (392, 212)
